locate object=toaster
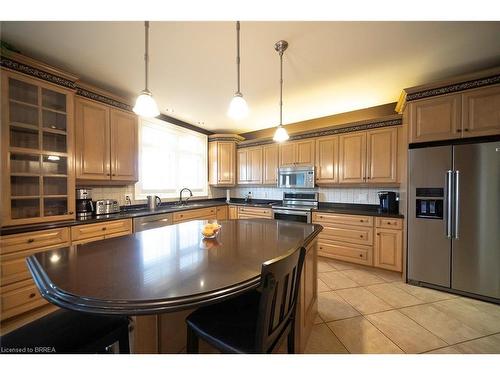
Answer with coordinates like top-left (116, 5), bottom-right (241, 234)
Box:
top-left (95, 199), bottom-right (120, 215)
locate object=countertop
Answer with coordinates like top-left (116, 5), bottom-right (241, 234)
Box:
top-left (315, 203), bottom-right (404, 219)
top-left (0, 198), bottom-right (280, 236)
top-left (1, 199), bottom-right (403, 236)
top-left (27, 219), bottom-right (322, 315)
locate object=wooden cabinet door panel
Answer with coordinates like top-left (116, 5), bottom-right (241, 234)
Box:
top-left (217, 142), bottom-right (235, 185)
top-left (409, 94), bottom-right (461, 143)
top-left (75, 98), bottom-right (110, 180)
top-left (462, 85), bottom-right (500, 137)
top-left (318, 239), bottom-right (373, 266)
top-left (1, 279), bottom-right (48, 320)
top-left (237, 149), bottom-right (248, 184)
top-left (0, 227), bottom-right (70, 255)
top-left (375, 217), bottom-right (403, 230)
top-left (339, 132), bottom-right (366, 183)
top-left (228, 205), bottom-right (238, 219)
top-left (313, 212), bottom-right (373, 227)
top-left (248, 147), bottom-right (263, 184)
top-left (172, 207), bottom-right (217, 223)
top-left (366, 127), bottom-right (397, 183)
top-left (296, 140), bottom-right (315, 165)
top-left (315, 136), bottom-right (338, 184)
top-left (279, 143), bottom-right (295, 166)
top-left (319, 224), bottom-right (373, 246)
top-left (262, 144), bottom-right (279, 185)
top-left (216, 206), bottom-right (228, 220)
top-left (374, 228), bottom-right (402, 272)
top-left (237, 206), bottom-right (272, 219)
top-left (110, 109), bottom-right (138, 181)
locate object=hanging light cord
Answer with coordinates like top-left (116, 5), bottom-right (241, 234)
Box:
top-left (279, 48), bottom-right (284, 127)
top-left (144, 21), bottom-right (149, 92)
top-left (236, 21), bottom-right (241, 95)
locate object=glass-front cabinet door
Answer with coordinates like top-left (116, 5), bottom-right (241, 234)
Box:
top-left (1, 70), bottom-right (75, 225)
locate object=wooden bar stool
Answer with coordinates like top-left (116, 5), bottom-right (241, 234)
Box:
top-left (185, 246), bottom-right (306, 354)
top-left (0, 309), bottom-right (130, 354)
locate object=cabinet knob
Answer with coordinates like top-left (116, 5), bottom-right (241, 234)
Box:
top-left (464, 128), bottom-right (469, 132)
top-left (360, 235), bottom-right (364, 238)
top-left (359, 254), bottom-right (363, 258)
top-left (69, 211), bottom-right (74, 215)
top-left (107, 173), bottom-right (110, 176)
top-left (367, 176), bottom-right (371, 179)
top-left (359, 219), bottom-right (364, 222)
top-left (29, 293), bottom-right (36, 298)
top-left (377, 233), bottom-right (380, 236)
top-left (27, 238), bottom-right (35, 243)
top-left (456, 129), bottom-right (462, 133)
top-left (102, 227), bottom-right (106, 231)
top-left (112, 174), bottom-right (116, 176)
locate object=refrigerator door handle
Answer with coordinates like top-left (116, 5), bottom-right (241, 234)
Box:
top-left (454, 170), bottom-right (460, 239)
top-left (445, 170), bottom-right (453, 238)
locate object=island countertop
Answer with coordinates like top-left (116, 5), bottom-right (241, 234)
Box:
top-left (27, 219), bottom-right (322, 316)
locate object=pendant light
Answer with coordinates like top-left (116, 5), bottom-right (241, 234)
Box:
top-left (273, 40), bottom-right (290, 143)
top-left (227, 21), bottom-right (249, 120)
top-left (133, 21), bottom-right (160, 118)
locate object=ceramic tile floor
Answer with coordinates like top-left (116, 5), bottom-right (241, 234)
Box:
top-left (194, 256), bottom-right (500, 354)
top-left (306, 257), bottom-right (500, 354)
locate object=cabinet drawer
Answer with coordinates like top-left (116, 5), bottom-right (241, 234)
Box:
top-left (318, 224), bottom-right (373, 246)
top-left (0, 227), bottom-right (70, 255)
top-left (313, 212), bottom-right (373, 227)
top-left (1, 280), bottom-right (48, 321)
top-left (237, 206), bottom-right (272, 219)
top-left (375, 217), bottom-right (403, 230)
top-left (318, 239), bottom-right (373, 266)
top-left (173, 207), bottom-right (217, 223)
top-left (71, 219), bottom-right (132, 242)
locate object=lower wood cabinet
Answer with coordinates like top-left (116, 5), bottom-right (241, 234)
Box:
top-left (0, 279), bottom-right (47, 321)
top-left (70, 219), bottom-right (132, 245)
top-left (172, 207), bottom-right (216, 223)
top-left (237, 206), bottom-right (272, 219)
top-left (228, 205), bottom-right (238, 219)
top-left (216, 206), bottom-right (228, 220)
top-left (313, 212), bottom-right (403, 271)
top-left (374, 226), bottom-right (403, 272)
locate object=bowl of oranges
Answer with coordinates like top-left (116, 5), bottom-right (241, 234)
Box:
top-left (201, 222), bottom-right (222, 239)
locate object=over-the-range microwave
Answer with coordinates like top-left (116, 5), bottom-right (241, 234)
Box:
top-left (277, 165), bottom-right (315, 189)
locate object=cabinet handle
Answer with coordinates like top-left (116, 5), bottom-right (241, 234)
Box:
top-left (112, 174), bottom-right (116, 176)
top-left (68, 211), bottom-right (74, 214)
top-left (27, 238), bottom-right (35, 243)
top-left (29, 293), bottom-right (36, 298)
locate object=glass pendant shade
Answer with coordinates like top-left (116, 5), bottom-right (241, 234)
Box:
top-left (133, 90), bottom-right (160, 118)
top-left (227, 93), bottom-right (249, 120)
top-left (273, 125), bottom-right (289, 142)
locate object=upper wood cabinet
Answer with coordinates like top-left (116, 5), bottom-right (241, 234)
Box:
top-left (315, 136), bottom-right (338, 184)
top-left (262, 144), bottom-right (279, 185)
top-left (110, 110), bottom-right (138, 181)
top-left (338, 132), bottom-right (366, 184)
top-left (279, 139), bottom-right (315, 166)
top-left (462, 84), bottom-right (500, 137)
top-left (209, 141), bottom-right (236, 186)
top-left (237, 146), bottom-right (262, 185)
top-left (409, 94), bottom-right (461, 143)
top-left (75, 97), bottom-right (138, 182)
top-left (366, 127), bottom-right (397, 183)
top-left (1, 70), bottom-right (76, 226)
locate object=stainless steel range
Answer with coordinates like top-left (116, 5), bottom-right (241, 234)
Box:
top-left (272, 192), bottom-right (318, 223)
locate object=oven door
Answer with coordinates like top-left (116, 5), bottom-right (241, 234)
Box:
top-left (273, 209), bottom-right (311, 223)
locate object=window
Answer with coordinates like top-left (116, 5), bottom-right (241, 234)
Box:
top-left (135, 117), bottom-right (208, 199)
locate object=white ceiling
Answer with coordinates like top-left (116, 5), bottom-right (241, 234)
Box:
top-left (1, 21), bottom-right (500, 133)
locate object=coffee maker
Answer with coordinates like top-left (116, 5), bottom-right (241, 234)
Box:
top-left (76, 188), bottom-right (94, 218)
top-left (378, 191), bottom-right (398, 214)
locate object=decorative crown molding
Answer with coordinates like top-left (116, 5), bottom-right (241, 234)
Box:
top-left (1, 56), bottom-right (77, 90)
top-left (406, 75), bottom-right (500, 102)
top-left (75, 87), bottom-right (132, 112)
top-left (237, 116), bottom-right (402, 148)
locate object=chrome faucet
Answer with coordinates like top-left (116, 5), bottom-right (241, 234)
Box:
top-left (179, 188), bottom-right (193, 205)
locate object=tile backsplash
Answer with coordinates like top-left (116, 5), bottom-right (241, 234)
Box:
top-left (80, 184), bottom-right (224, 206)
top-left (219, 186), bottom-right (399, 205)
top-left (81, 184), bottom-right (396, 206)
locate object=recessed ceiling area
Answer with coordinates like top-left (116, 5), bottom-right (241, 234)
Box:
top-left (1, 21), bottom-right (500, 133)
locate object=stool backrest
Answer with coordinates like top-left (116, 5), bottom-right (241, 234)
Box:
top-left (254, 246), bottom-right (306, 353)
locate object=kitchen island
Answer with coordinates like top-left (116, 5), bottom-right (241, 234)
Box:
top-left (27, 219), bottom-right (322, 353)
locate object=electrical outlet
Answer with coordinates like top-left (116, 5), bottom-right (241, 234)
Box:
top-left (124, 195), bottom-right (132, 205)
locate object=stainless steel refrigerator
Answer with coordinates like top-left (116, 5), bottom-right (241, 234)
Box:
top-left (408, 139), bottom-right (500, 302)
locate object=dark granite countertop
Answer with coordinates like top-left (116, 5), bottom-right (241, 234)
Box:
top-left (0, 198), bottom-right (281, 236)
top-left (314, 203), bottom-right (404, 219)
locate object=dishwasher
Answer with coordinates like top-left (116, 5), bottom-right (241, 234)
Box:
top-left (133, 213), bottom-right (172, 232)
